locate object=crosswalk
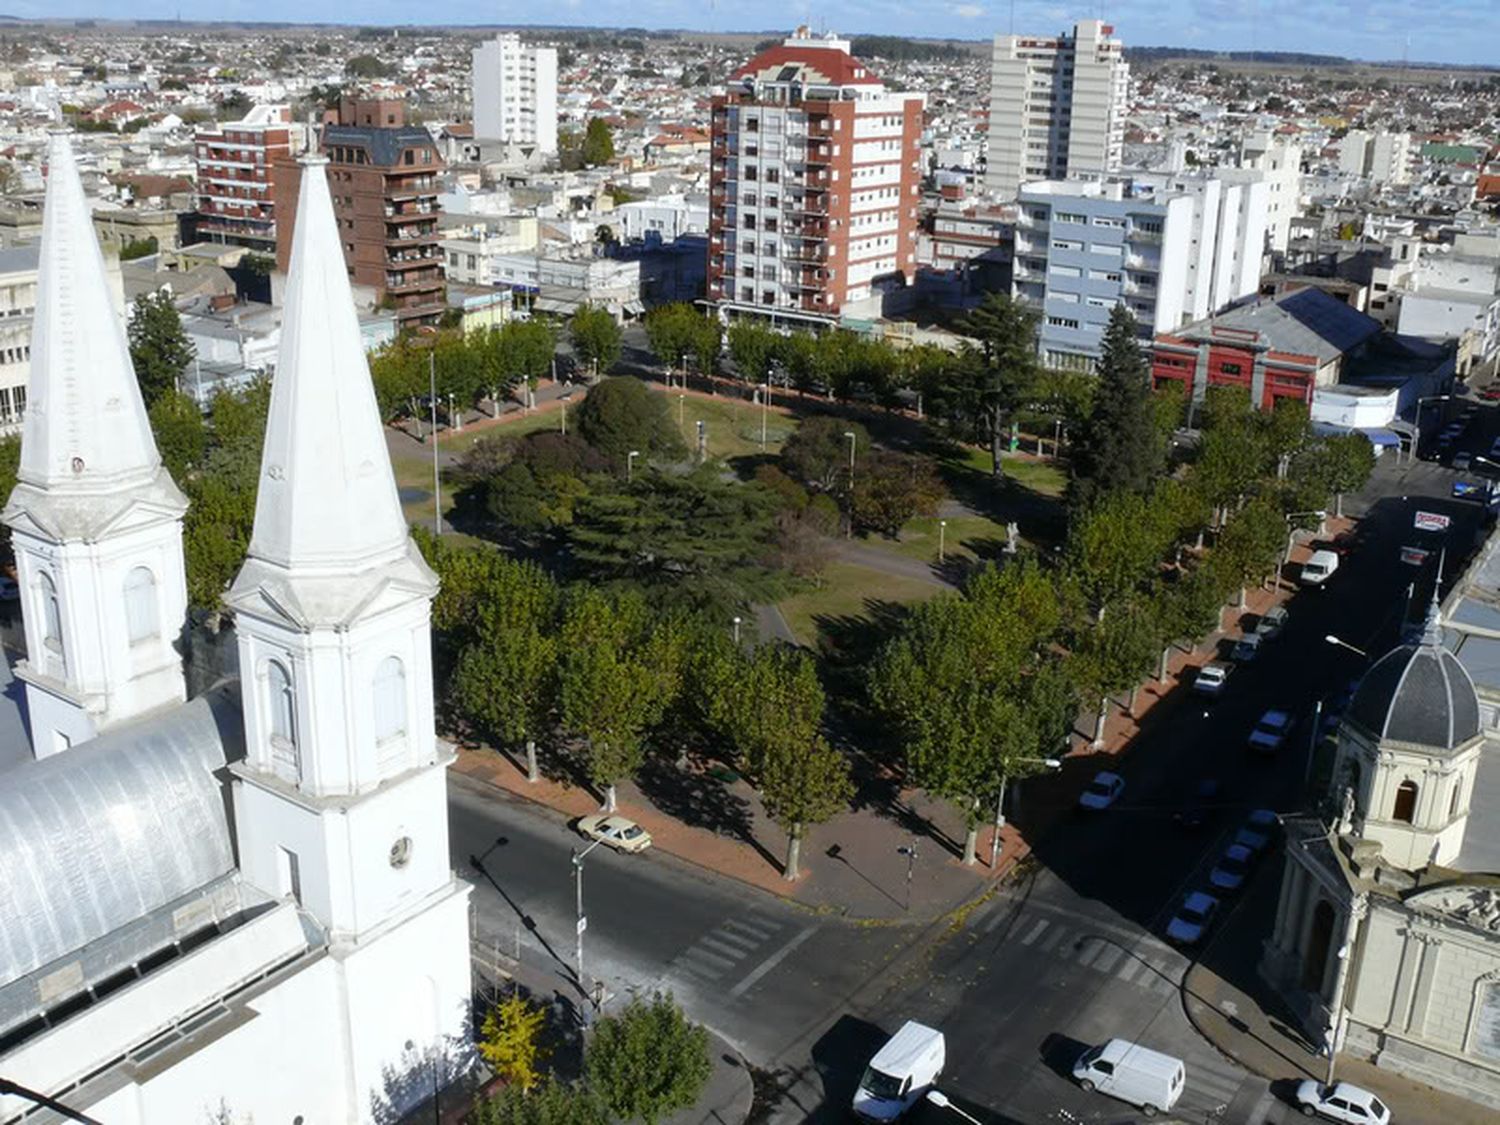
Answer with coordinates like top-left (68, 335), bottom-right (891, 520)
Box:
top-left (662, 911), bottom-right (818, 1001)
top-left (992, 908), bottom-right (1188, 1000)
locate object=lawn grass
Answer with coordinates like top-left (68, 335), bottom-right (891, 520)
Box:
top-left (952, 445), bottom-right (1067, 497)
top-left (873, 514), bottom-right (1014, 564)
top-left (672, 390), bottom-right (797, 461)
top-left (777, 561), bottom-right (944, 648)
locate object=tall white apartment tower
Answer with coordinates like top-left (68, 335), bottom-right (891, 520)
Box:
top-left (472, 33), bottom-right (558, 157)
top-left (984, 19), bottom-right (1128, 201)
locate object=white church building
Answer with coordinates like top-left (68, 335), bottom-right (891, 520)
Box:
top-left (0, 133), bottom-right (473, 1123)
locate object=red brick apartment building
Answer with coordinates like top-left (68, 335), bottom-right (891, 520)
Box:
top-left (1152, 287), bottom-right (1383, 410)
top-left (707, 28), bottom-right (925, 325)
top-left (194, 105), bottom-right (295, 251)
top-left (275, 96), bottom-right (445, 327)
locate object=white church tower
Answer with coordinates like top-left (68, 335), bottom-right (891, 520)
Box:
top-left (224, 152), bottom-right (472, 1111)
top-left (1, 131), bottom-right (189, 756)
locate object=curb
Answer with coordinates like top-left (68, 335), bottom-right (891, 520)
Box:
top-left (449, 760), bottom-right (995, 926)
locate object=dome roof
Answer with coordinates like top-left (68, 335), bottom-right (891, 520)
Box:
top-left (1347, 626), bottom-right (1481, 751)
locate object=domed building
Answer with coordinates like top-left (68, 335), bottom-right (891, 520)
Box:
top-left (1260, 595), bottom-right (1500, 1110)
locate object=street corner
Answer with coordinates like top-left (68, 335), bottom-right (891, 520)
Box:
top-left (661, 1030), bottom-right (757, 1125)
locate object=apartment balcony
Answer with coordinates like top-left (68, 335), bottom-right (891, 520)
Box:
top-left (1127, 228), bottom-right (1163, 245)
top-left (385, 203), bottom-right (437, 220)
top-left (1125, 254), bottom-right (1160, 273)
top-left (785, 243), bottom-right (827, 263)
top-left (387, 225), bottom-right (441, 244)
top-left (389, 248), bottom-right (441, 266)
top-left (385, 271), bottom-right (443, 294)
top-left (807, 119), bottom-right (833, 137)
top-left (1018, 213), bottom-right (1049, 231)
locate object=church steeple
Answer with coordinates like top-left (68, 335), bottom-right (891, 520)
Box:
top-left (227, 153), bottom-right (429, 621)
top-left (16, 130), bottom-right (171, 502)
top-left (1, 130), bottom-right (190, 755)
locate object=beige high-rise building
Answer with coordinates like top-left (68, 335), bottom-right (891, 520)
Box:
top-left (983, 19), bottom-right (1128, 201)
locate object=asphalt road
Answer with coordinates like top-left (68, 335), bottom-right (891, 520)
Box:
top-left (446, 415), bottom-right (1494, 1125)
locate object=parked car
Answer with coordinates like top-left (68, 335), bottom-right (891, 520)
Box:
top-left (1166, 891), bottom-right (1219, 945)
top-left (1300, 550), bottom-right (1340, 587)
top-left (1293, 1081), bottom-right (1391, 1124)
top-left (1192, 663), bottom-right (1231, 698)
top-left (1208, 843), bottom-right (1256, 893)
top-left (1174, 779), bottom-right (1221, 830)
top-left (1230, 633), bottom-right (1263, 663)
top-left (1234, 809), bottom-right (1281, 855)
top-left (1078, 771), bottom-right (1125, 811)
top-left (1072, 1039), bottom-right (1185, 1116)
top-left (1453, 451), bottom-right (1473, 471)
top-left (852, 1021), bottom-right (945, 1122)
top-left (1479, 387), bottom-right (1500, 402)
top-left (1254, 606), bottom-right (1289, 640)
top-left (1249, 710), bottom-right (1294, 753)
top-left (575, 814), bottom-right (653, 853)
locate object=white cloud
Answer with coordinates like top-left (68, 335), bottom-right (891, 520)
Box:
top-left (953, 3), bottom-right (986, 16)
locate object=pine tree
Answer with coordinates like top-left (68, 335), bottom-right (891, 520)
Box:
top-left (1068, 305), bottom-right (1164, 512)
top-left (128, 290), bottom-right (196, 408)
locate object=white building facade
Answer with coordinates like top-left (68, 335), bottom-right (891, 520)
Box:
top-left (984, 20), bottom-right (1128, 202)
top-left (472, 33), bottom-right (559, 157)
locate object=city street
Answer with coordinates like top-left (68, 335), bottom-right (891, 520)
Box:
top-left (448, 436), bottom-right (1491, 1125)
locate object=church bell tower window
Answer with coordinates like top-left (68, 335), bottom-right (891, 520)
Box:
top-left (124, 566), bottom-right (158, 644)
top-left (39, 571), bottom-right (64, 675)
top-left (267, 659), bottom-right (299, 779)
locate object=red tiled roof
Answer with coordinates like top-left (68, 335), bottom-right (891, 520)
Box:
top-left (445, 122), bottom-right (474, 137)
top-left (730, 45), bottom-right (882, 87)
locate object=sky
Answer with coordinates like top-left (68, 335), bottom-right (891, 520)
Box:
top-left (17, 0), bottom-right (1500, 68)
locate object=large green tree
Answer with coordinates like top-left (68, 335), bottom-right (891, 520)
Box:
top-left (569, 306), bottom-right (623, 377)
top-left (581, 118), bottom-right (616, 166)
top-left (568, 467), bottom-right (780, 612)
top-left (644, 303), bottom-right (719, 375)
top-left (470, 1080), bottom-right (601, 1125)
top-left (1068, 305), bottom-right (1165, 510)
top-left (726, 320), bottom-right (783, 385)
top-left (780, 416), bottom-right (870, 493)
top-left (585, 993), bottom-right (711, 1125)
top-left (938, 293), bottom-right (1043, 475)
top-left (128, 289), bottom-right (195, 408)
top-left (572, 375), bottom-right (685, 463)
top-left (850, 450), bottom-right (945, 538)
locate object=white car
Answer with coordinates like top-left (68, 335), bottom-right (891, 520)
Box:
top-left (1294, 1080), bottom-right (1391, 1124)
top-left (1208, 843), bottom-right (1255, 893)
top-left (1166, 891), bottom-right (1218, 945)
top-left (1249, 710), bottom-right (1294, 753)
top-left (1078, 771), bottom-right (1125, 811)
top-left (576, 814), bottom-right (653, 854)
top-left (1254, 606), bottom-right (1289, 640)
top-left (1192, 663), bottom-right (1230, 698)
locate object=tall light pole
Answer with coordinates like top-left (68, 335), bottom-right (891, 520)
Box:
top-left (990, 756), bottom-right (1063, 869)
top-left (429, 352), bottom-right (441, 537)
top-left (938, 519), bottom-right (947, 563)
top-left (678, 393), bottom-right (686, 427)
top-left (925, 1091), bottom-right (981, 1125)
top-left (1324, 633), bottom-right (1369, 658)
top-left (627, 449), bottom-right (640, 482)
top-left (760, 382), bottom-right (770, 450)
top-left (896, 841), bottom-right (917, 912)
top-left (844, 431), bottom-right (857, 539)
top-left (733, 615), bottom-right (742, 644)
top-left (571, 839), bottom-right (605, 1028)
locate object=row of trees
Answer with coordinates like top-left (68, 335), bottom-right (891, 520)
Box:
top-left (368, 320), bottom-right (556, 424)
top-left (866, 306), bottom-right (1377, 861)
top-left (418, 525), bottom-right (850, 879)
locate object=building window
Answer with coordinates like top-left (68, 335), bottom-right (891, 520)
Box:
top-left (267, 659), bottom-right (298, 776)
top-left (1393, 780), bottom-right (1418, 824)
top-left (39, 571), bottom-right (63, 664)
top-left (374, 656), bottom-right (407, 746)
top-left (1448, 781), bottom-right (1462, 819)
top-left (124, 566), bottom-right (158, 645)
top-left (1221, 362), bottom-right (1243, 376)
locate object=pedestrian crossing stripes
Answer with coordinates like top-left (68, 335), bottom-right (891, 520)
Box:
top-left (994, 913), bottom-right (1188, 997)
top-left (664, 912), bottom-right (818, 1001)
top-left (1180, 1049), bottom-right (1250, 1109)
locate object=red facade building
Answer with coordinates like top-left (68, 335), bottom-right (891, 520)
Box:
top-left (195, 105), bottom-right (295, 251)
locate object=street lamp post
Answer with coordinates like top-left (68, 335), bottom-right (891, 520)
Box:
top-left (1324, 633), bottom-right (1369, 659)
top-left (571, 839), bottom-right (605, 1028)
top-left (938, 519), bottom-right (947, 563)
top-left (989, 756), bottom-right (1063, 869)
top-left (844, 431), bottom-right (857, 539)
top-left (429, 354), bottom-right (441, 537)
top-left (627, 449), bottom-right (640, 482)
top-left (760, 382), bottom-right (770, 450)
top-left (678, 393), bottom-right (686, 427)
top-left (733, 615), bottom-right (742, 644)
top-left (925, 1091), bottom-right (981, 1125)
top-left (896, 842), bottom-right (918, 912)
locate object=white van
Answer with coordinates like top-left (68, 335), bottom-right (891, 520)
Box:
top-left (851, 1021), bottom-right (945, 1122)
top-left (1301, 549), bottom-right (1340, 587)
top-left (1072, 1038), bottom-right (1185, 1116)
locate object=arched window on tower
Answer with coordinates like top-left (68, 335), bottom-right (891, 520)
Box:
top-left (124, 566), bottom-right (158, 644)
top-left (267, 659), bottom-right (299, 779)
top-left (1448, 780), bottom-right (1463, 820)
top-left (1393, 779), bottom-right (1418, 824)
top-left (39, 572), bottom-right (64, 675)
top-left (373, 656), bottom-right (408, 770)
